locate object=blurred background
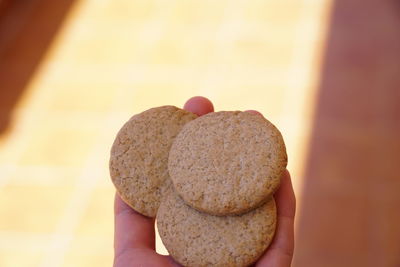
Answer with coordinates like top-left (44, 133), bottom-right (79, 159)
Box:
top-left (0, 0), bottom-right (399, 266)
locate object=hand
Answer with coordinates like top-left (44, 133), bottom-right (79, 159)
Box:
top-left (113, 96), bottom-right (296, 267)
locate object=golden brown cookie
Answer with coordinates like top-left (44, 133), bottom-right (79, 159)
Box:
top-left (109, 106), bottom-right (197, 217)
top-left (168, 111), bottom-right (287, 215)
top-left (157, 189), bottom-right (277, 267)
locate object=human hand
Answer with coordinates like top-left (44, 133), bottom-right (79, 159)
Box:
top-left (113, 96), bottom-right (296, 267)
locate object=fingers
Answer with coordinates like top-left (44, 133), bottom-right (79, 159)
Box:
top-left (256, 170), bottom-right (296, 267)
top-left (114, 193), bottom-right (156, 258)
top-left (183, 96), bottom-right (214, 116)
top-left (275, 169), bottom-right (296, 219)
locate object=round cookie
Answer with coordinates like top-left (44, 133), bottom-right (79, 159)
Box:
top-left (157, 189), bottom-right (277, 267)
top-left (168, 111), bottom-right (287, 216)
top-left (109, 106), bottom-right (197, 217)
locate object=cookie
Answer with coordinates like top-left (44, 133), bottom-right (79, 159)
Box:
top-left (157, 189), bottom-right (277, 267)
top-left (109, 106), bottom-right (197, 217)
top-left (168, 111), bottom-right (287, 215)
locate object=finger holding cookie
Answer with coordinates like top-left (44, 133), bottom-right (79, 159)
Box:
top-left (111, 96), bottom-right (295, 267)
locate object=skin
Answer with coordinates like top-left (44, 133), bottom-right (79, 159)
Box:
top-left (114, 96), bottom-right (296, 267)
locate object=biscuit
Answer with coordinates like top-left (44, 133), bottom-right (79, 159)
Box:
top-left (109, 106), bottom-right (197, 217)
top-left (157, 189), bottom-right (277, 267)
top-left (168, 111), bottom-right (287, 215)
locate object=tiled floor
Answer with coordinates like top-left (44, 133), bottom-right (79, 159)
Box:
top-left (1, 0), bottom-right (329, 266)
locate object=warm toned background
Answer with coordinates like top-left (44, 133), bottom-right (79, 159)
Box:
top-left (0, 0), bottom-right (399, 266)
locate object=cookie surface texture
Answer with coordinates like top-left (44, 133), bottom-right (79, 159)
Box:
top-left (157, 190), bottom-right (277, 267)
top-left (168, 111), bottom-right (287, 215)
top-left (109, 106), bottom-right (197, 217)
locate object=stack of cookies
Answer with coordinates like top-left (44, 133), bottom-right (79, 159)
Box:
top-left (110, 106), bottom-right (287, 267)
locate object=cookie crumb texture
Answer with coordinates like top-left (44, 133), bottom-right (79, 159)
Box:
top-left (169, 111), bottom-right (287, 215)
top-left (157, 190), bottom-right (277, 267)
top-left (109, 106), bottom-right (197, 217)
